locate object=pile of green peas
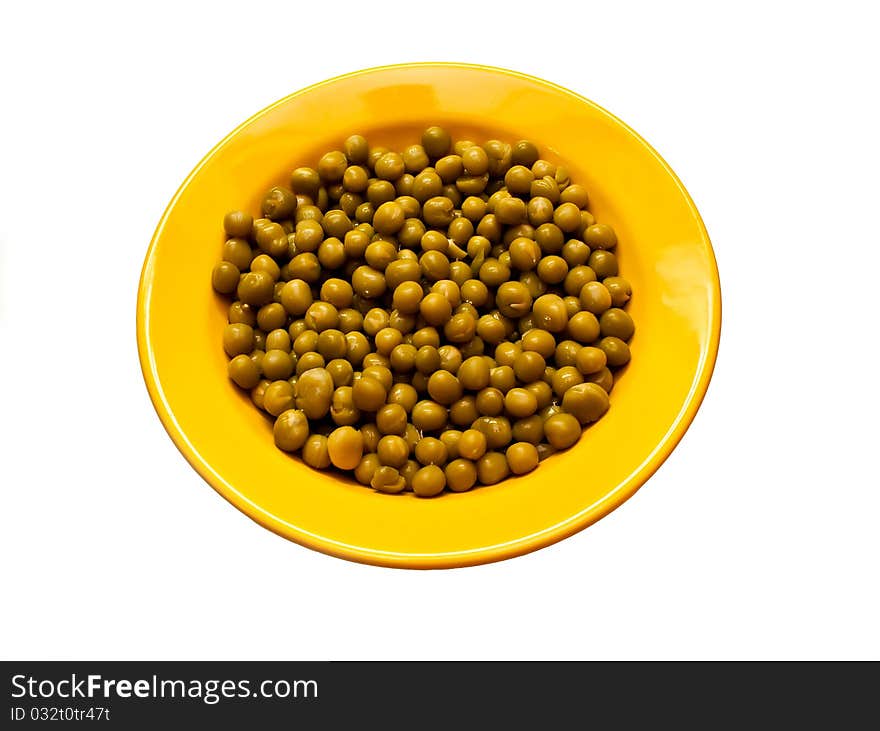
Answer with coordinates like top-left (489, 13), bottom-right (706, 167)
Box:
top-left (211, 127), bottom-right (634, 497)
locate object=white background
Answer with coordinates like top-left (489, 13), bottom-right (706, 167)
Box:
top-left (2, 0), bottom-right (878, 660)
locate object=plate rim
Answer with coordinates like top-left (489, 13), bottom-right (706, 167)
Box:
top-left (136, 61), bottom-right (722, 569)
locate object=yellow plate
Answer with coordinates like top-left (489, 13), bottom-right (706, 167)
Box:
top-left (137, 63), bottom-right (721, 569)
